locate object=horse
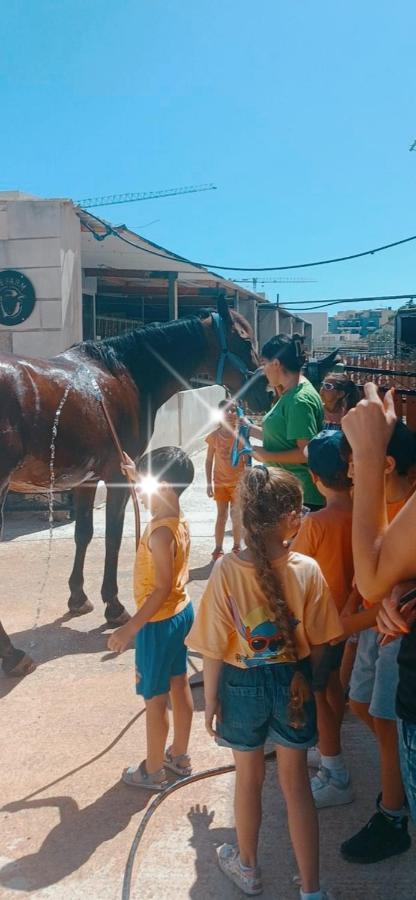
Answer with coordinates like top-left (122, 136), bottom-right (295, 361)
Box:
top-left (0, 300), bottom-right (270, 676)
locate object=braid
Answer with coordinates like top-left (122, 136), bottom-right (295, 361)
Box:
top-left (240, 467), bottom-right (312, 726)
top-left (244, 521), bottom-right (298, 659)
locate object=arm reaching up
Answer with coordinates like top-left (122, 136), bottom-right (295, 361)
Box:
top-left (341, 384), bottom-right (416, 600)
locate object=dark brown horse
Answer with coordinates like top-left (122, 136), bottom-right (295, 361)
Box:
top-left (0, 301), bottom-right (270, 675)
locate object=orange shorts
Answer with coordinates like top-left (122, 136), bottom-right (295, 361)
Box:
top-left (213, 484), bottom-right (237, 504)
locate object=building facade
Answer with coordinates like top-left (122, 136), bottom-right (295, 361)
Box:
top-left (0, 192), bottom-right (311, 358)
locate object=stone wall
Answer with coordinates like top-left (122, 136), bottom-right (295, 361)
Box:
top-left (0, 196), bottom-right (82, 357)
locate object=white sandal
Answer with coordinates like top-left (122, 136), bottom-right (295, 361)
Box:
top-left (122, 760), bottom-right (168, 791)
top-left (164, 747), bottom-right (192, 777)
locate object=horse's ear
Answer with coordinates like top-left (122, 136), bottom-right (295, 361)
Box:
top-left (195, 307), bottom-right (212, 320)
top-left (218, 296), bottom-right (232, 325)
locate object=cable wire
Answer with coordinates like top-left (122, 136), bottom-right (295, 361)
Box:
top-left (279, 291), bottom-right (416, 308)
top-left (79, 208), bottom-right (416, 273)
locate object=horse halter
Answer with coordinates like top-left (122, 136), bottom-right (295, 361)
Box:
top-left (211, 312), bottom-right (254, 386)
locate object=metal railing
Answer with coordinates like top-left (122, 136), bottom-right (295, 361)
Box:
top-left (342, 354), bottom-right (416, 430)
top-left (95, 316), bottom-right (143, 339)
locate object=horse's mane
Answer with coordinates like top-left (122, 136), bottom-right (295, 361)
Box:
top-left (79, 316), bottom-right (208, 391)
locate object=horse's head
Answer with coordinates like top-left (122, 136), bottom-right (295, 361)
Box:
top-left (204, 299), bottom-right (270, 413)
top-left (304, 349), bottom-right (340, 390)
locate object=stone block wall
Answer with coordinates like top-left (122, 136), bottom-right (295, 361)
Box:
top-left (0, 196), bottom-right (82, 358)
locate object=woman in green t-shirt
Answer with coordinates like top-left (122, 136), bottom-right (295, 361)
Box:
top-left (247, 334), bottom-right (325, 509)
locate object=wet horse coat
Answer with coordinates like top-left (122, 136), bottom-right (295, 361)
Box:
top-left (0, 304), bottom-right (269, 674)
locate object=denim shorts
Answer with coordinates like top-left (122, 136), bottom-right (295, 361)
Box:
top-left (217, 659), bottom-right (317, 752)
top-left (135, 602), bottom-right (194, 700)
top-left (312, 642), bottom-right (345, 692)
top-left (397, 718), bottom-right (416, 823)
top-left (349, 629), bottom-right (400, 720)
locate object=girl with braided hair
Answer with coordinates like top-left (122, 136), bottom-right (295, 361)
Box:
top-left (187, 466), bottom-right (342, 900)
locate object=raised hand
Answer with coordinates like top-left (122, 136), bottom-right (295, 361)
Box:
top-left (342, 383), bottom-right (396, 458)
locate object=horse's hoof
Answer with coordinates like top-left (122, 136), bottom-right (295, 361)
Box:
top-left (105, 609), bottom-right (131, 627)
top-left (2, 651), bottom-right (36, 677)
top-left (68, 599), bottom-right (94, 617)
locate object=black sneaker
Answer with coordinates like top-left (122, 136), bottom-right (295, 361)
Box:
top-left (340, 810), bottom-right (411, 864)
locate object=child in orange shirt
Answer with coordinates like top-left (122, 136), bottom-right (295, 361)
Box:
top-left (187, 466), bottom-right (342, 900)
top-left (205, 400), bottom-right (246, 560)
top-left (292, 430), bottom-right (354, 808)
top-left (108, 446), bottom-right (195, 791)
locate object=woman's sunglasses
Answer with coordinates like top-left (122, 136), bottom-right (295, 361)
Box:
top-left (321, 381), bottom-right (343, 391)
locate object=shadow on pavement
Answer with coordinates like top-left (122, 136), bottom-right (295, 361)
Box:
top-left (0, 619), bottom-right (111, 699)
top-left (187, 803), bottom-right (234, 899)
top-left (0, 783), bottom-right (149, 893)
top-left (2, 513), bottom-right (71, 541)
top-left (189, 562), bottom-right (214, 582)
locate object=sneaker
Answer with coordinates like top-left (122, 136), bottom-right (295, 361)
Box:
top-left (311, 766), bottom-right (354, 808)
top-left (217, 844), bottom-right (263, 895)
top-left (307, 746), bottom-right (321, 768)
top-left (340, 810), bottom-right (411, 864)
top-left (211, 547), bottom-right (224, 561)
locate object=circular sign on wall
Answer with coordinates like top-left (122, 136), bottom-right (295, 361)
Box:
top-left (0, 270), bottom-right (36, 326)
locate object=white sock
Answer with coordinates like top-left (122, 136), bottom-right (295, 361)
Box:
top-left (321, 753), bottom-right (349, 784)
top-left (380, 801), bottom-right (406, 821)
top-left (300, 890), bottom-right (324, 900)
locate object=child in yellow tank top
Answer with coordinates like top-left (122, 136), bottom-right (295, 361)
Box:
top-left (134, 515), bottom-right (191, 621)
top-left (108, 446), bottom-right (195, 791)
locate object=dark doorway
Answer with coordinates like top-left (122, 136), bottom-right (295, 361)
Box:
top-left (82, 294), bottom-right (95, 340)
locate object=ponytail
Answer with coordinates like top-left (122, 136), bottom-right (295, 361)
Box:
top-left (261, 333), bottom-right (307, 373)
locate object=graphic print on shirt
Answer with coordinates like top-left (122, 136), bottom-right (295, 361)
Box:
top-left (227, 595), bottom-right (299, 667)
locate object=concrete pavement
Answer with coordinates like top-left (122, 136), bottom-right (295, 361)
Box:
top-left (1, 450), bottom-right (415, 899)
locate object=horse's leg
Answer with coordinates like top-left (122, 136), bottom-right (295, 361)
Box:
top-left (0, 621), bottom-right (36, 676)
top-left (67, 483), bottom-right (97, 616)
top-left (0, 481), bottom-right (36, 676)
top-left (101, 483), bottom-right (130, 626)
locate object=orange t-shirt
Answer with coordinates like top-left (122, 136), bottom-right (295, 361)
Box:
top-left (134, 516), bottom-right (191, 622)
top-left (386, 483), bottom-right (416, 523)
top-left (291, 505), bottom-right (354, 612)
top-left (205, 426), bottom-right (245, 487)
top-left (186, 551), bottom-right (342, 668)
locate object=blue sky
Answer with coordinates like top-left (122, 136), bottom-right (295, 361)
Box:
top-left (1, 0), bottom-right (416, 312)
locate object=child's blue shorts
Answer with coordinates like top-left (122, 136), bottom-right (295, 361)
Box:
top-left (135, 602), bottom-right (194, 700)
top-left (349, 628), bottom-right (400, 720)
top-left (217, 659), bottom-right (317, 752)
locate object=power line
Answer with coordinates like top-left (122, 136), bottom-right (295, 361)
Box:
top-left (79, 208), bottom-right (416, 273)
top-left (280, 292), bottom-right (416, 312)
top-left (281, 293), bottom-right (416, 312)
